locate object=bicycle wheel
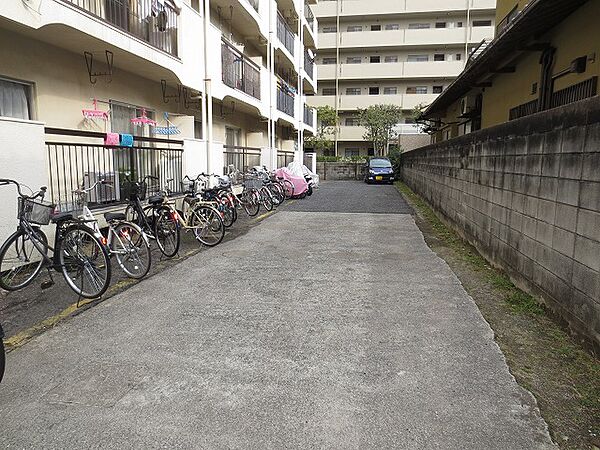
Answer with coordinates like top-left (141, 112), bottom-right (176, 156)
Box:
top-left (112, 222), bottom-right (151, 279)
top-left (190, 205), bottom-right (225, 247)
top-left (0, 338), bottom-right (5, 383)
top-left (269, 183), bottom-right (284, 205)
top-left (260, 187), bottom-right (274, 211)
top-left (154, 206), bottom-right (180, 257)
top-left (0, 228), bottom-right (48, 291)
top-left (59, 224), bottom-right (111, 299)
top-left (241, 189), bottom-right (260, 217)
top-left (221, 201), bottom-right (236, 228)
top-left (281, 180), bottom-right (294, 199)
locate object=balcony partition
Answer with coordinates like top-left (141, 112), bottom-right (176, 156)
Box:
top-left (61, 0), bottom-right (179, 56)
top-left (303, 104), bottom-right (314, 127)
top-left (221, 41), bottom-right (261, 100)
top-left (277, 12), bottom-right (295, 55)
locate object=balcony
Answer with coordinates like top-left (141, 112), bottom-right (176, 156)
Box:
top-left (304, 3), bottom-right (315, 30)
top-left (221, 40), bottom-right (261, 100)
top-left (303, 104), bottom-right (315, 127)
top-left (277, 81), bottom-right (295, 117)
top-left (308, 93), bottom-right (439, 110)
top-left (304, 49), bottom-right (315, 80)
top-left (61, 0), bottom-right (179, 56)
top-left (318, 61), bottom-right (464, 80)
top-left (318, 27), bottom-right (495, 49)
top-left (337, 124), bottom-right (422, 141)
top-left (277, 12), bottom-right (295, 56)
top-left (313, 0), bottom-right (495, 18)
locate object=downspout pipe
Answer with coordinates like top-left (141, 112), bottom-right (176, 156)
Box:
top-left (203, 0), bottom-right (213, 172)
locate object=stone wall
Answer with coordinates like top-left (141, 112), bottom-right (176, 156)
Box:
top-left (316, 162), bottom-right (366, 181)
top-left (401, 96), bottom-right (600, 347)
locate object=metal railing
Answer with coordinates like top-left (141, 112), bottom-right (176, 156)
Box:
top-left (304, 49), bottom-right (314, 79)
top-left (61, 0), bottom-right (178, 56)
top-left (304, 3), bottom-right (314, 29)
top-left (303, 104), bottom-right (314, 127)
top-left (46, 128), bottom-right (183, 210)
top-left (277, 83), bottom-right (295, 117)
top-left (221, 40), bottom-right (261, 100)
top-left (223, 145), bottom-right (261, 173)
top-left (277, 12), bottom-right (295, 56)
top-left (277, 150), bottom-right (294, 168)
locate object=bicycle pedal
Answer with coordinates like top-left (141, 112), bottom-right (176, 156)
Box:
top-left (41, 279), bottom-right (55, 290)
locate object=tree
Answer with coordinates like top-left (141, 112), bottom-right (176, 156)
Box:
top-left (304, 105), bottom-right (339, 155)
top-left (358, 104), bottom-right (403, 156)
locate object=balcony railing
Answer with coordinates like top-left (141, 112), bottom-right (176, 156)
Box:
top-left (223, 145), bottom-right (261, 173)
top-left (304, 49), bottom-right (314, 79)
top-left (45, 128), bottom-right (183, 210)
top-left (277, 82), bottom-right (295, 117)
top-left (304, 3), bottom-right (314, 29)
top-left (277, 12), bottom-right (295, 56)
top-left (221, 41), bottom-right (261, 100)
top-left (303, 104), bottom-right (314, 127)
top-left (62, 0), bottom-right (179, 56)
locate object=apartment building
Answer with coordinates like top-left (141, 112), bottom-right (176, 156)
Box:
top-left (308, 0), bottom-right (496, 157)
top-left (0, 0), bottom-right (316, 240)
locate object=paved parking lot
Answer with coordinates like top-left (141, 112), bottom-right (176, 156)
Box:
top-left (0, 182), bottom-right (555, 449)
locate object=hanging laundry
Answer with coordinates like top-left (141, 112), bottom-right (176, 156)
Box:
top-left (120, 134), bottom-right (134, 147)
top-left (104, 133), bottom-right (119, 146)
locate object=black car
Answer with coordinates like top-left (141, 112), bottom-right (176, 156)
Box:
top-left (364, 157), bottom-right (395, 184)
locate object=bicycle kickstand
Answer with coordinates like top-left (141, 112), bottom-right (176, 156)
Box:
top-left (40, 268), bottom-right (55, 290)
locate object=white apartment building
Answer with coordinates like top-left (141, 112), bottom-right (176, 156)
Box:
top-left (0, 0), bottom-right (317, 240)
top-left (308, 0), bottom-right (496, 157)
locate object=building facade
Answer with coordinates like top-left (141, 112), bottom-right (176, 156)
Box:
top-left (422, 0), bottom-right (599, 142)
top-left (0, 0), bottom-right (317, 240)
top-left (307, 0), bottom-right (496, 157)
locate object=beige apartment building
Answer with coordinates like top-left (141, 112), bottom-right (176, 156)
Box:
top-left (0, 0), bottom-right (317, 240)
top-left (308, 0), bottom-right (496, 157)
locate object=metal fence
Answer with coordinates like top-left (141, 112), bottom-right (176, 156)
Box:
top-left (277, 151), bottom-right (294, 168)
top-left (304, 3), bottom-right (314, 29)
top-left (304, 49), bottom-right (314, 79)
top-left (221, 40), bottom-right (261, 100)
top-left (45, 128), bottom-right (183, 210)
top-left (303, 104), bottom-right (314, 127)
top-left (277, 12), bottom-right (295, 56)
top-left (277, 84), bottom-right (295, 117)
top-left (223, 145), bottom-right (261, 173)
top-left (62, 0), bottom-right (178, 56)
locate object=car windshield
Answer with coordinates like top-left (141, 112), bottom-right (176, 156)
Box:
top-left (369, 159), bottom-right (392, 168)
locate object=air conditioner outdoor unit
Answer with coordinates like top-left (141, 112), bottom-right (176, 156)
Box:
top-left (83, 172), bottom-right (120, 204)
top-left (461, 95), bottom-right (478, 115)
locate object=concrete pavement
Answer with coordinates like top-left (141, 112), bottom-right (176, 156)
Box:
top-left (0, 182), bottom-right (555, 449)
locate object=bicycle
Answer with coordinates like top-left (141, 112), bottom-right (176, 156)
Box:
top-left (0, 179), bottom-right (111, 299)
top-left (193, 174), bottom-right (237, 228)
top-left (225, 168), bottom-right (261, 217)
top-left (72, 180), bottom-right (151, 279)
top-left (123, 176), bottom-right (180, 258)
top-left (0, 322), bottom-right (5, 383)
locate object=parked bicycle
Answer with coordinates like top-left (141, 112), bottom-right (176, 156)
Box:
top-left (72, 180), bottom-right (151, 279)
top-left (0, 179), bottom-right (111, 299)
top-left (0, 322), bottom-right (5, 384)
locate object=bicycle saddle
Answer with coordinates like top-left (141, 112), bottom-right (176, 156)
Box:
top-left (147, 194), bottom-right (164, 205)
top-left (104, 212), bottom-right (126, 222)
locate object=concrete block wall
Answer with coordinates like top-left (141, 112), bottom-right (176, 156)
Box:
top-left (316, 162), bottom-right (366, 180)
top-left (401, 96), bottom-right (600, 348)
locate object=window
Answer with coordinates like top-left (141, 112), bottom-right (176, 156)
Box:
top-left (322, 87), bottom-right (336, 96)
top-left (434, 54), bottom-right (445, 61)
top-left (346, 56), bottom-right (362, 64)
top-left (383, 87), bottom-right (397, 95)
top-left (371, 24), bottom-right (381, 31)
top-left (322, 57), bottom-right (337, 65)
top-left (405, 118), bottom-right (415, 124)
top-left (385, 24), bottom-right (399, 31)
top-left (406, 86), bottom-right (428, 94)
top-left (455, 53), bottom-right (462, 61)
top-left (225, 127), bottom-right (241, 147)
top-left (345, 148), bottom-right (360, 157)
top-left (322, 26), bottom-right (337, 33)
top-left (345, 117), bottom-right (360, 126)
top-left (0, 77), bottom-right (33, 120)
top-left (368, 87), bottom-right (380, 95)
top-left (347, 25), bottom-right (362, 32)
top-left (473, 20), bottom-right (492, 27)
top-left (370, 56), bottom-right (381, 63)
top-left (346, 87), bottom-right (361, 95)
top-left (384, 55), bottom-right (398, 63)
top-left (408, 23), bottom-right (430, 29)
top-left (433, 85), bottom-right (444, 94)
top-left (435, 22), bottom-right (446, 28)
top-left (407, 54), bottom-right (429, 62)
top-left (456, 21), bottom-right (463, 28)
top-left (110, 101), bottom-right (155, 136)
top-left (367, 148), bottom-right (375, 156)
top-left (531, 82), bottom-right (538, 95)
top-left (194, 120), bottom-right (203, 140)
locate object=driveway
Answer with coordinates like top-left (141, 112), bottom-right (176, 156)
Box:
top-left (0, 181), bottom-right (555, 449)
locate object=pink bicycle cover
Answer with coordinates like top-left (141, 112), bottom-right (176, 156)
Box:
top-left (275, 167), bottom-right (308, 195)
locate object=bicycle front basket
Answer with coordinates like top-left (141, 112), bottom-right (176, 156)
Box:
top-left (18, 197), bottom-right (55, 225)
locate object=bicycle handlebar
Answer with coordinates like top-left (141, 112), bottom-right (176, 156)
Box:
top-left (0, 178), bottom-right (47, 200)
